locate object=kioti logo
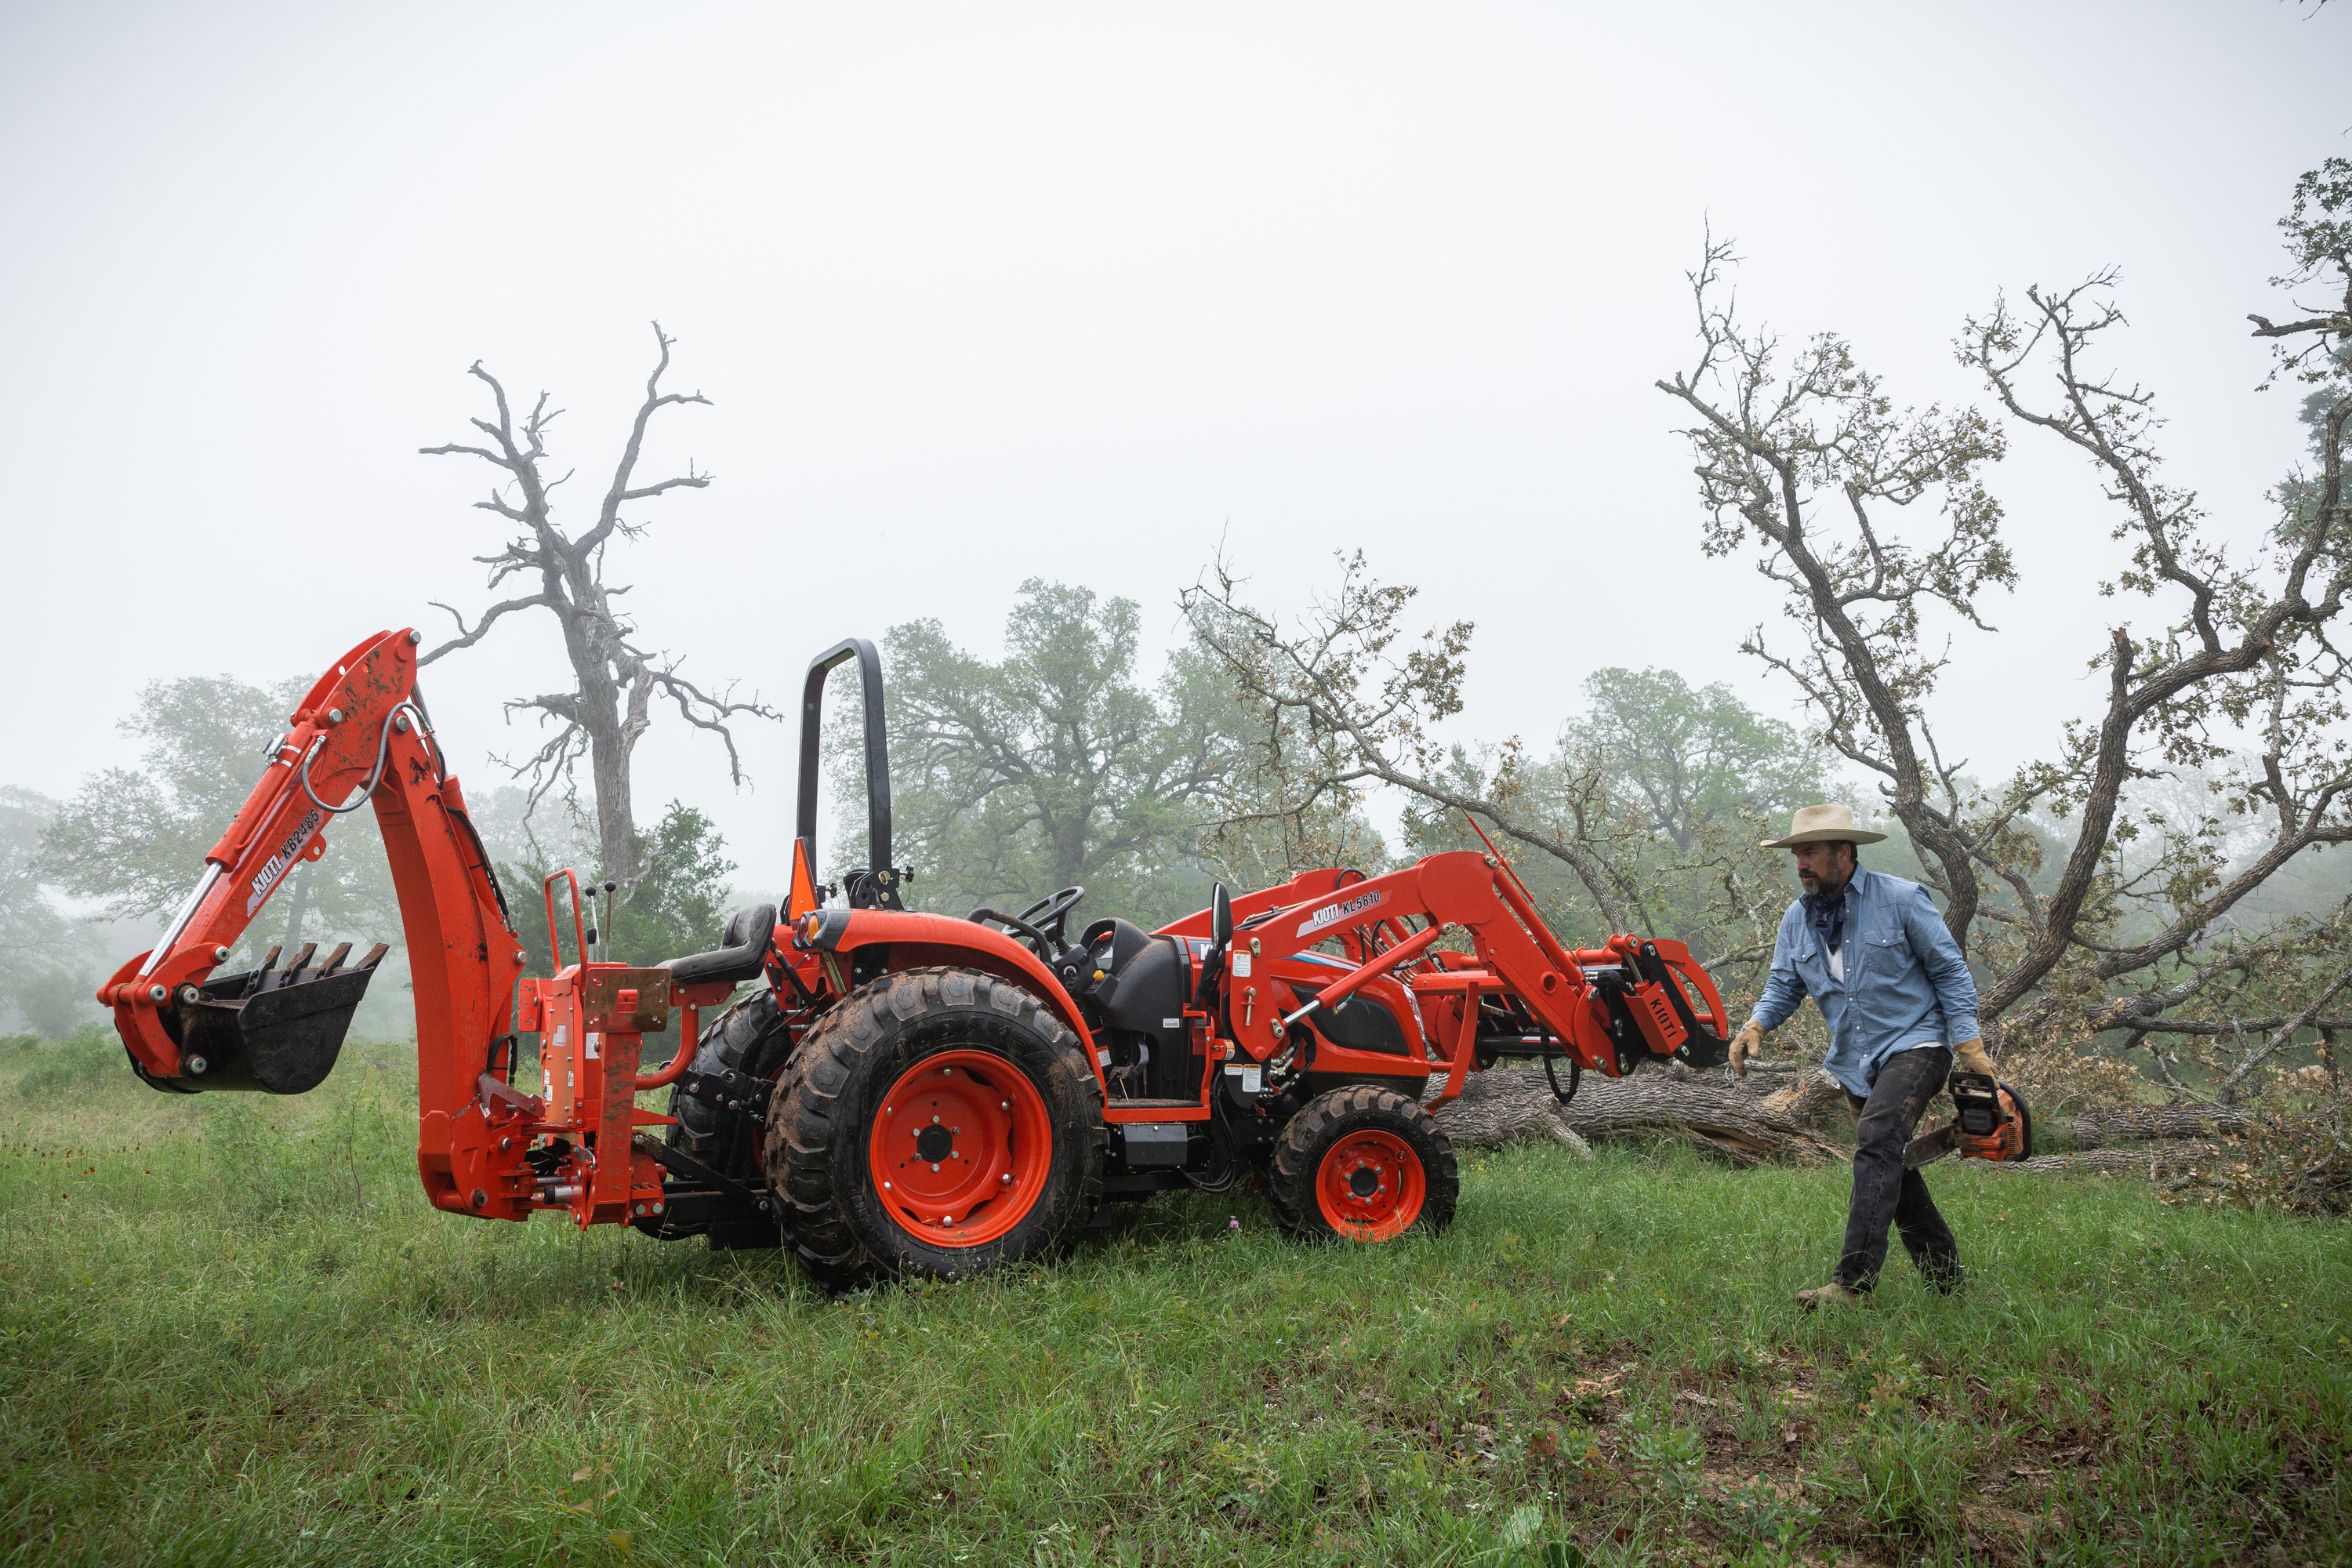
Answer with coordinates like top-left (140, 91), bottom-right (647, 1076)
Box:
top-left (246, 808), bottom-right (324, 914)
top-left (1295, 889), bottom-right (1382, 939)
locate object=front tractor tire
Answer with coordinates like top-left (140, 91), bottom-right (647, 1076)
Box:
top-left (1270, 1086), bottom-right (1458, 1243)
top-left (766, 967), bottom-right (1104, 1289)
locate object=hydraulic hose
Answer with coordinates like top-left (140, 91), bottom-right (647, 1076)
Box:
top-left (297, 702), bottom-right (423, 816)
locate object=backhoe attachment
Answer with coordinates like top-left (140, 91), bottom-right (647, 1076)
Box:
top-left (96, 624), bottom-right (772, 1230)
top-left (100, 627), bottom-right (524, 1123)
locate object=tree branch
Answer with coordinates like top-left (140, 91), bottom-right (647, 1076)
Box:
top-left (418, 594), bottom-right (553, 666)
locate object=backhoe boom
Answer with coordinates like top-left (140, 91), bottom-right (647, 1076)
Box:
top-left (98, 628), bottom-right (529, 1204)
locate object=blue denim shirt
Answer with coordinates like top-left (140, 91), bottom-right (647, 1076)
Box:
top-left (1748, 866), bottom-right (1980, 1097)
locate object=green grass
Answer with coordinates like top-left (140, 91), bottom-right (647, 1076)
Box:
top-left (2, 1034), bottom-right (2347, 1566)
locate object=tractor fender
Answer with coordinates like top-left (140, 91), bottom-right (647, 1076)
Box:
top-left (804, 910), bottom-right (1109, 1097)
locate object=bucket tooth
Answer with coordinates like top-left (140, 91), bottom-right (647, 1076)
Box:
top-left (241, 946), bottom-right (284, 999)
top-left (320, 942), bottom-right (354, 975)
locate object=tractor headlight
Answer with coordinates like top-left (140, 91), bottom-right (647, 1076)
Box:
top-left (794, 909), bottom-right (851, 951)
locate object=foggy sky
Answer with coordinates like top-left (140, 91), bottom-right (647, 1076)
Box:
top-left (2, 1), bottom-right (2346, 912)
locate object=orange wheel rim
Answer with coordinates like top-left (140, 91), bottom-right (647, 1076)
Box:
top-left (868, 1050), bottom-right (1052, 1249)
top-left (1314, 1127), bottom-right (1425, 1240)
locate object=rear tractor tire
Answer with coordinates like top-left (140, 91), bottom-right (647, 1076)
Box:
top-left (666, 987), bottom-right (791, 1163)
top-left (1270, 1085), bottom-right (1457, 1243)
top-left (765, 967), bottom-right (1105, 1289)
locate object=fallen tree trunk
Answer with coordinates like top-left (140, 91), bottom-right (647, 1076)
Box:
top-left (1962, 1138), bottom-right (2230, 1180)
top-left (1434, 1063), bottom-right (2269, 1182)
top-left (2065, 1105), bottom-right (2251, 1148)
top-left (1434, 1064), bottom-right (1850, 1165)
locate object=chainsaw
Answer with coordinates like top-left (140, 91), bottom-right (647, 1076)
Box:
top-left (1904, 1069), bottom-right (2034, 1168)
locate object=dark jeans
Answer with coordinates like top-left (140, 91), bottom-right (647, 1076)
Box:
top-left (1838, 1045), bottom-right (1962, 1291)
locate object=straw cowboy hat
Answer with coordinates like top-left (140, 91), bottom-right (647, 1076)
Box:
top-left (1761, 803), bottom-right (1889, 849)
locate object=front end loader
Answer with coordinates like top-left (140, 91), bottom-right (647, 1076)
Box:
top-left (103, 628), bottom-right (1739, 1287)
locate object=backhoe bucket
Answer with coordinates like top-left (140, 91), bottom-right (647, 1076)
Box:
top-left (148, 947), bottom-right (384, 1094)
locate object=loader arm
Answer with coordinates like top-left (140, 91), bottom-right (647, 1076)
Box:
top-left (99, 628), bottom-right (529, 1200)
top-left (1167, 849), bottom-right (1733, 1100)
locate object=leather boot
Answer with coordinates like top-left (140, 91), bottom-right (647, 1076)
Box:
top-left (1795, 1282), bottom-right (1865, 1311)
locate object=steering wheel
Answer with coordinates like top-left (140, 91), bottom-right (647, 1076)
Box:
top-left (1013, 887), bottom-right (1086, 954)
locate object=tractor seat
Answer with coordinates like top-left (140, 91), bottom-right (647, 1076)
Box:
top-left (662, 903), bottom-right (779, 989)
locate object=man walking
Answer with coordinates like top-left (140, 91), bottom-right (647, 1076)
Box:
top-left (1729, 804), bottom-right (1993, 1308)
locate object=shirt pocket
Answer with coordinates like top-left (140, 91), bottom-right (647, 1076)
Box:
top-left (1860, 931), bottom-right (1909, 976)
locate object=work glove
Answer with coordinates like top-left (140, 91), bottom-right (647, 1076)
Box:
top-left (1952, 1037), bottom-right (1995, 1077)
top-left (1729, 1020), bottom-right (1765, 1077)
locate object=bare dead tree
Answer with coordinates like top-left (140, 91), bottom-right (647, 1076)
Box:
top-left (419, 322), bottom-right (779, 890)
top-left (1654, 161), bottom-right (2352, 1102)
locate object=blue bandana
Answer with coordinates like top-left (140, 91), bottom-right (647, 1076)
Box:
top-left (1805, 884), bottom-right (1848, 955)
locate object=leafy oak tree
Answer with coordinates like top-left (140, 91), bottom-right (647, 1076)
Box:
top-left (1570, 667), bottom-right (1824, 856)
top-left (837, 581), bottom-right (1242, 929)
top-left (0, 787), bottom-right (102, 1036)
top-left (1653, 159), bottom-right (2352, 1104)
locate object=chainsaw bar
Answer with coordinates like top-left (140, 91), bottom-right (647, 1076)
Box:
top-left (1904, 1120), bottom-right (1960, 1169)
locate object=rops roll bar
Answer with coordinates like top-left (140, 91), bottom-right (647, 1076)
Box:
top-left (795, 638), bottom-right (902, 910)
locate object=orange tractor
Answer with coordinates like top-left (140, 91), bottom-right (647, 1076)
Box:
top-left (102, 628), bottom-right (1739, 1287)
